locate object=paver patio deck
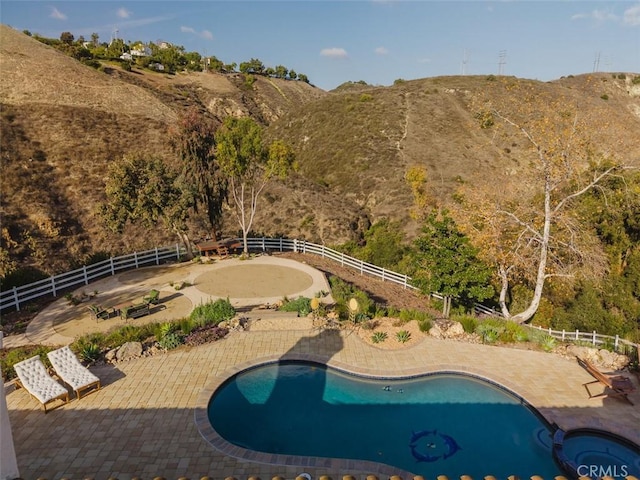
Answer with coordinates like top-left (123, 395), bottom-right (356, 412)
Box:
top-left (3, 256), bottom-right (639, 479)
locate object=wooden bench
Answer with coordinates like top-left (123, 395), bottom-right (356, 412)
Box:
top-left (120, 303), bottom-right (150, 320)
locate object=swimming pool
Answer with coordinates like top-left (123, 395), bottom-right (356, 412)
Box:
top-left (207, 361), bottom-right (563, 477)
top-left (554, 428), bottom-right (640, 478)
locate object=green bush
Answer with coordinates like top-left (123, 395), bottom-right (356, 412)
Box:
top-left (633, 76), bottom-right (640, 85)
top-left (600, 94), bottom-right (609, 100)
top-left (417, 317), bottom-right (433, 332)
top-left (453, 314), bottom-right (478, 333)
top-left (475, 322), bottom-right (504, 344)
top-left (104, 324), bottom-right (152, 348)
top-left (279, 296), bottom-right (312, 316)
top-left (190, 298), bottom-right (236, 326)
top-left (0, 345), bottom-right (55, 380)
top-left (158, 332), bottom-right (184, 350)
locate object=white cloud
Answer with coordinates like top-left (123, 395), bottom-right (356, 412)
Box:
top-left (50, 7), bottom-right (67, 20)
top-left (181, 26), bottom-right (213, 40)
top-left (320, 47), bottom-right (348, 59)
top-left (375, 46), bottom-right (389, 55)
top-left (571, 9), bottom-right (618, 22)
top-left (623, 4), bottom-right (640, 26)
top-left (117, 8), bottom-right (131, 19)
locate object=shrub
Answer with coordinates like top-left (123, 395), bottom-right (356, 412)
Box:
top-left (371, 331), bottom-right (388, 343)
top-left (0, 345), bottom-right (55, 380)
top-left (190, 298), bottom-right (235, 327)
top-left (279, 296), bottom-right (312, 316)
top-left (396, 330), bottom-right (411, 343)
top-left (475, 322), bottom-right (504, 344)
top-left (359, 93), bottom-right (373, 102)
top-left (78, 342), bottom-right (102, 363)
top-left (362, 319), bottom-right (380, 330)
top-left (417, 317), bottom-right (432, 332)
top-left (633, 76), bottom-right (640, 85)
top-left (104, 324), bottom-right (150, 348)
top-left (600, 94), bottom-right (609, 100)
top-left (454, 314), bottom-right (478, 333)
top-left (158, 332), bottom-right (183, 350)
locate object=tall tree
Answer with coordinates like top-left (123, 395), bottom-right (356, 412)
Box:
top-left (100, 154), bottom-right (194, 256)
top-left (168, 108), bottom-right (227, 240)
top-left (457, 82), bottom-right (631, 323)
top-left (215, 117), bottom-right (296, 254)
top-left (411, 211), bottom-right (494, 317)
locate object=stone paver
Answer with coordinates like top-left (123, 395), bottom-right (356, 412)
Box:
top-left (4, 256), bottom-right (639, 479)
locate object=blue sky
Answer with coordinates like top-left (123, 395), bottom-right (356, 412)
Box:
top-left (1, 1), bottom-right (639, 90)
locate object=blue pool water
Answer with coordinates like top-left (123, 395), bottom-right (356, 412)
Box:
top-left (208, 361), bottom-right (563, 477)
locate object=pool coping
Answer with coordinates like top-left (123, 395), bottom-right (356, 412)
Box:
top-left (194, 352), bottom-right (559, 477)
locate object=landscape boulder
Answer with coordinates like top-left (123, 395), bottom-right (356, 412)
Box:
top-left (428, 320), bottom-right (465, 339)
top-left (115, 341), bottom-right (143, 362)
top-left (564, 344), bottom-right (630, 370)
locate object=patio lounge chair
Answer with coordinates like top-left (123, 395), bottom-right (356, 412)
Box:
top-left (13, 355), bottom-right (70, 412)
top-left (577, 357), bottom-right (635, 405)
top-left (143, 289), bottom-right (160, 305)
top-left (47, 346), bottom-right (101, 400)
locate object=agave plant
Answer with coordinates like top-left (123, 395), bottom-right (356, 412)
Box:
top-left (371, 331), bottom-right (388, 344)
top-left (396, 330), bottom-right (411, 343)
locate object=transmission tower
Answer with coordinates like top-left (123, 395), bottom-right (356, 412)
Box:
top-left (498, 50), bottom-right (507, 75)
top-left (461, 49), bottom-right (469, 75)
top-left (593, 52), bottom-right (601, 72)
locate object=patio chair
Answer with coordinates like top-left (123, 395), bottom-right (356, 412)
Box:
top-left (13, 355), bottom-right (70, 413)
top-left (47, 346), bottom-right (101, 400)
top-left (143, 289), bottom-right (160, 305)
top-left (577, 357), bottom-right (635, 405)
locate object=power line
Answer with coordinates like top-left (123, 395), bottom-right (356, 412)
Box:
top-left (498, 50), bottom-right (507, 75)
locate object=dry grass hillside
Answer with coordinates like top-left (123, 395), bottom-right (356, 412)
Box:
top-left (1, 23), bottom-right (639, 280)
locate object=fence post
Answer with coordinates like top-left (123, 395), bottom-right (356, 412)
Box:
top-left (279, 237), bottom-right (283, 252)
top-left (83, 266), bottom-right (89, 285)
top-left (614, 335), bottom-right (619, 350)
top-left (575, 330), bottom-right (579, 341)
top-left (592, 331), bottom-right (596, 346)
top-left (262, 237), bottom-right (266, 252)
top-left (134, 252), bottom-right (139, 268)
top-left (382, 268), bottom-right (386, 282)
top-left (341, 252), bottom-right (344, 267)
top-left (176, 244), bottom-right (180, 260)
top-left (562, 330), bottom-right (566, 341)
top-left (12, 287), bottom-right (20, 312)
top-left (110, 257), bottom-right (115, 276)
top-left (155, 247), bottom-right (160, 265)
top-left (51, 276), bottom-right (57, 297)
top-left (302, 240), bottom-right (306, 254)
top-left (293, 239), bottom-right (298, 253)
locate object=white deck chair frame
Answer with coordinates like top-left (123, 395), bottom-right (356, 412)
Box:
top-left (47, 346), bottom-right (101, 399)
top-left (13, 355), bottom-right (69, 413)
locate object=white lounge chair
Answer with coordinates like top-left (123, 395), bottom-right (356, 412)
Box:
top-left (13, 355), bottom-right (69, 413)
top-left (47, 346), bottom-right (101, 400)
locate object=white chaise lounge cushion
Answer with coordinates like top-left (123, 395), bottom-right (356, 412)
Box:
top-left (13, 355), bottom-right (68, 405)
top-left (47, 346), bottom-right (101, 398)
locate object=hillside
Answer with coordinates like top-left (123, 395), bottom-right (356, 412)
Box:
top-left (1, 23), bottom-right (639, 280)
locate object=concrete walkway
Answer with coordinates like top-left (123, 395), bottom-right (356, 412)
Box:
top-left (4, 256), bottom-right (639, 479)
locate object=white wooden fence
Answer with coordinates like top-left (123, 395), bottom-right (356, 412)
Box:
top-left (0, 244), bottom-right (183, 312)
top-left (524, 325), bottom-right (638, 355)
top-left (1, 237), bottom-right (636, 356)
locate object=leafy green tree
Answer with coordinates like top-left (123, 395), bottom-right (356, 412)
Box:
top-left (343, 219), bottom-right (407, 270)
top-left (100, 154), bottom-right (195, 256)
top-left (298, 73), bottom-right (309, 83)
top-left (90, 32), bottom-right (99, 47)
top-left (288, 69), bottom-right (297, 80)
top-left (239, 58), bottom-right (265, 75)
top-left (207, 56), bottom-right (224, 72)
top-left (60, 31), bottom-right (74, 45)
top-left (274, 65), bottom-right (288, 79)
top-left (411, 211), bottom-right (494, 317)
top-left (215, 117), bottom-right (296, 254)
top-left (168, 108), bottom-right (227, 239)
top-left (184, 51), bottom-right (202, 72)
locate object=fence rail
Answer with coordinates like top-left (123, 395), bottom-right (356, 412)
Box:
top-left (525, 325), bottom-right (637, 355)
top-left (0, 245), bottom-right (183, 312)
top-left (2, 237), bottom-right (636, 356)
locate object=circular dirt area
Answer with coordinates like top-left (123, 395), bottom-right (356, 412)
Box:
top-left (194, 264), bottom-right (314, 298)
